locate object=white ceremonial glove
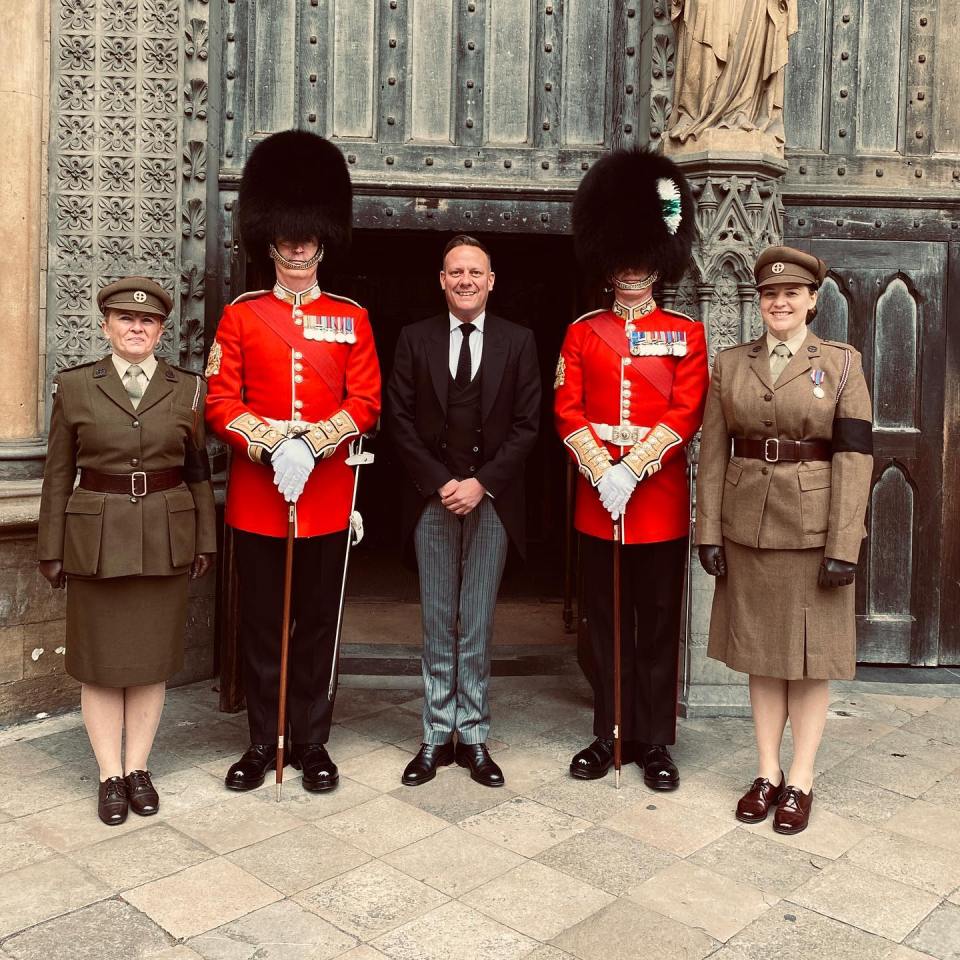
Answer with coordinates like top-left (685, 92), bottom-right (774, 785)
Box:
top-left (597, 462), bottom-right (638, 520)
top-left (271, 437), bottom-right (315, 503)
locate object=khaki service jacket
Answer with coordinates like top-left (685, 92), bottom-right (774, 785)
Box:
top-left (38, 356), bottom-right (217, 579)
top-left (695, 331), bottom-right (873, 564)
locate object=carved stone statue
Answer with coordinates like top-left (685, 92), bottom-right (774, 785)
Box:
top-left (668, 0), bottom-right (798, 154)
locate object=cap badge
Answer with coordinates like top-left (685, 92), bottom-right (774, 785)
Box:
top-left (771, 262), bottom-right (785, 275)
top-left (133, 290), bottom-right (147, 303)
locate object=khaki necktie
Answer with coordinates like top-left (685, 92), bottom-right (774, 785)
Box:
top-left (769, 343), bottom-right (791, 383)
top-left (123, 363), bottom-right (144, 408)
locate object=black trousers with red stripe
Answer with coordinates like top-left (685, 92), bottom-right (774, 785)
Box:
top-left (581, 534), bottom-right (687, 746)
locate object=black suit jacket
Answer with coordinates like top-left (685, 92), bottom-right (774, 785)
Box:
top-left (386, 313), bottom-right (541, 558)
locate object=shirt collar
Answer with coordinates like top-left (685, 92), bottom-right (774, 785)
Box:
top-left (111, 353), bottom-right (158, 380)
top-left (273, 282), bottom-right (322, 307)
top-left (449, 312), bottom-right (485, 332)
top-left (766, 327), bottom-right (809, 358)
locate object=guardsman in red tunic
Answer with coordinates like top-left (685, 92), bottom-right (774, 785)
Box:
top-left (555, 148), bottom-right (709, 789)
top-left (206, 131), bottom-right (381, 793)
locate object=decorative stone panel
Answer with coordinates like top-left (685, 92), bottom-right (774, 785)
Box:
top-left (46, 0), bottom-right (211, 387)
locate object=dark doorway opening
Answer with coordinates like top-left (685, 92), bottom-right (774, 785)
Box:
top-left (302, 228), bottom-right (587, 603)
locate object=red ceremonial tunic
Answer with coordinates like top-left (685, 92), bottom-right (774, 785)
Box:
top-left (554, 304), bottom-right (709, 545)
top-left (205, 287), bottom-right (381, 538)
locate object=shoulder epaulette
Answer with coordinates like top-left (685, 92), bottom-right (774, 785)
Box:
top-left (60, 359), bottom-right (98, 375)
top-left (230, 289), bottom-right (270, 306)
top-left (324, 291), bottom-right (364, 310)
top-left (821, 339), bottom-right (854, 352)
top-left (719, 339), bottom-right (760, 354)
top-left (661, 307), bottom-right (697, 324)
top-left (572, 308), bottom-right (606, 325)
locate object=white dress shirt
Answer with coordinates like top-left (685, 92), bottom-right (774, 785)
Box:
top-left (448, 312), bottom-right (485, 381)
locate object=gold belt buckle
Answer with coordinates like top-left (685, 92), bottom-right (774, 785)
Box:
top-left (612, 426), bottom-right (632, 445)
top-left (131, 471), bottom-right (148, 496)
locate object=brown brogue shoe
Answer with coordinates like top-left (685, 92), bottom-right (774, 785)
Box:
top-left (124, 769), bottom-right (159, 816)
top-left (98, 776), bottom-right (128, 826)
top-left (773, 785), bottom-right (813, 834)
top-left (736, 771), bottom-right (784, 823)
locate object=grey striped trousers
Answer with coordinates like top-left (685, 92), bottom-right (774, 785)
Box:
top-left (413, 495), bottom-right (508, 745)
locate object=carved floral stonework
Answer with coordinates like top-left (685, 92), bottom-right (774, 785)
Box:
top-left (648, 2), bottom-right (676, 144)
top-left (47, 0), bottom-right (211, 377)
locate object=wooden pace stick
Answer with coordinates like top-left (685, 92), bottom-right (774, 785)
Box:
top-left (275, 503), bottom-right (296, 802)
top-left (612, 517), bottom-right (623, 790)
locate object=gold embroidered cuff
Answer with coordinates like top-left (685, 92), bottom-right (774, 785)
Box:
top-left (564, 427), bottom-right (613, 486)
top-left (226, 413), bottom-right (287, 464)
top-left (301, 410), bottom-right (359, 460)
top-left (622, 423), bottom-right (682, 481)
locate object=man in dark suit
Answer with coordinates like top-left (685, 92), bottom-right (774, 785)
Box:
top-left (387, 235), bottom-right (540, 788)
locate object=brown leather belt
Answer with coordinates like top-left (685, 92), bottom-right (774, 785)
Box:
top-left (732, 437), bottom-right (832, 463)
top-left (79, 467), bottom-right (184, 496)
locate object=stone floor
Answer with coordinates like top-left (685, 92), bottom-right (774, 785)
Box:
top-left (0, 671), bottom-right (959, 960)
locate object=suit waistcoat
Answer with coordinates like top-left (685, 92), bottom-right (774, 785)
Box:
top-left (443, 369), bottom-right (484, 479)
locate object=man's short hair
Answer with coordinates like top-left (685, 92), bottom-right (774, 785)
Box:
top-left (442, 234), bottom-right (492, 269)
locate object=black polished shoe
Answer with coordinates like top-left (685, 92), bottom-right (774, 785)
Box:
top-left (402, 742), bottom-right (455, 786)
top-left (124, 769), bottom-right (159, 816)
top-left (225, 744), bottom-right (276, 791)
top-left (293, 743), bottom-right (339, 793)
top-left (570, 738), bottom-right (614, 780)
top-left (98, 776), bottom-right (128, 826)
top-left (636, 743), bottom-right (680, 791)
top-left (455, 742), bottom-right (504, 787)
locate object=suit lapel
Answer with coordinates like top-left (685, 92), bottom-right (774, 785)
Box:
top-left (427, 316), bottom-right (450, 411)
top-left (775, 331), bottom-right (818, 390)
top-left (135, 358), bottom-right (175, 414)
top-left (93, 356), bottom-right (136, 415)
top-left (479, 315), bottom-right (507, 422)
top-left (747, 337), bottom-right (774, 391)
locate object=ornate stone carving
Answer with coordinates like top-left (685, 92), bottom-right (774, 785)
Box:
top-left (648, 2), bottom-right (676, 146)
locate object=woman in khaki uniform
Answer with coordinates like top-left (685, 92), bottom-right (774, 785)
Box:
top-left (695, 246), bottom-right (873, 834)
top-left (37, 277), bottom-right (216, 826)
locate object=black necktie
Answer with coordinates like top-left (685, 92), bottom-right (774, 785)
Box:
top-left (455, 323), bottom-right (476, 387)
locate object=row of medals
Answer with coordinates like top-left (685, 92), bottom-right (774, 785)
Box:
top-left (626, 326), bottom-right (688, 357)
top-left (293, 308), bottom-right (357, 343)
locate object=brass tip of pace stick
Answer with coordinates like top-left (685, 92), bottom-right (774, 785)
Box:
top-left (276, 782), bottom-right (282, 803)
top-left (615, 767), bottom-right (621, 790)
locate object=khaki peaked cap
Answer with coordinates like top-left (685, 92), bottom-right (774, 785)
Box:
top-left (754, 245), bottom-right (828, 289)
top-left (97, 277), bottom-right (172, 318)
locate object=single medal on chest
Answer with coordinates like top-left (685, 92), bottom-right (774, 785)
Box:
top-left (811, 368), bottom-right (825, 399)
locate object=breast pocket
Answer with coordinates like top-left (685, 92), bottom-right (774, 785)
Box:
top-left (799, 466), bottom-right (832, 535)
top-left (63, 492), bottom-right (105, 576)
top-left (164, 487), bottom-right (197, 569)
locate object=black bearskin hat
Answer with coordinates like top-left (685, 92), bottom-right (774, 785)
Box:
top-left (572, 147), bottom-right (695, 285)
top-left (237, 130), bottom-right (352, 260)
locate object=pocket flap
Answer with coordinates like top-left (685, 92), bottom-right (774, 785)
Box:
top-left (163, 487), bottom-right (196, 513)
top-left (799, 467), bottom-right (832, 492)
top-left (65, 492), bottom-right (104, 515)
top-left (724, 460), bottom-right (743, 486)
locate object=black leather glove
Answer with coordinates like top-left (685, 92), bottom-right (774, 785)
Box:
top-left (818, 557), bottom-right (857, 588)
top-left (698, 545), bottom-right (727, 577)
top-left (38, 560), bottom-right (66, 589)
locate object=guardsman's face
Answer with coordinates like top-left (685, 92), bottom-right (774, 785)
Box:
top-left (440, 245), bottom-right (495, 322)
top-left (759, 282), bottom-right (817, 340)
top-left (101, 308), bottom-right (164, 363)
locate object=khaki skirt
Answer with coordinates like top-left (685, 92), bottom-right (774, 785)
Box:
top-left (707, 539), bottom-right (856, 680)
top-left (65, 574), bottom-right (189, 687)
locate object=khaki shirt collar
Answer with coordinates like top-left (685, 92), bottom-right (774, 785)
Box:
top-left (765, 327), bottom-right (808, 359)
top-left (111, 353), bottom-right (158, 381)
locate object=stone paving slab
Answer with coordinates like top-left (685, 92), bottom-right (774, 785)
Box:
top-left (0, 675), bottom-right (957, 960)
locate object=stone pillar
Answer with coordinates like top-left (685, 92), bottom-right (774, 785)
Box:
top-left (664, 146), bottom-right (789, 717)
top-left (0, 1), bottom-right (46, 477)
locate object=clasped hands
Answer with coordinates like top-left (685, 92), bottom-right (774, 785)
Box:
top-left (697, 546), bottom-right (856, 588)
top-left (596, 462), bottom-right (638, 521)
top-left (438, 477), bottom-right (486, 515)
top-left (271, 436), bottom-right (315, 503)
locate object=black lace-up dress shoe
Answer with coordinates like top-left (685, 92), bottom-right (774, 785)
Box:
top-left (98, 776), bottom-right (128, 826)
top-left (570, 738), bottom-right (615, 780)
top-left (636, 743), bottom-right (680, 791)
top-left (225, 744), bottom-right (276, 791)
top-left (402, 742), bottom-right (455, 786)
top-left (124, 769), bottom-right (159, 815)
top-left (455, 742), bottom-right (504, 787)
top-left (293, 744), bottom-right (339, 792)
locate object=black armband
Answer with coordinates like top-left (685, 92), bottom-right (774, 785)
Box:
top-left (833, 418), bottom-right (873, 455)
top-left (183, 443), bottom-right (212, 482)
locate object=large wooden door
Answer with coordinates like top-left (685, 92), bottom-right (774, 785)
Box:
top-left (784, 238), bottom-right (948, 665)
